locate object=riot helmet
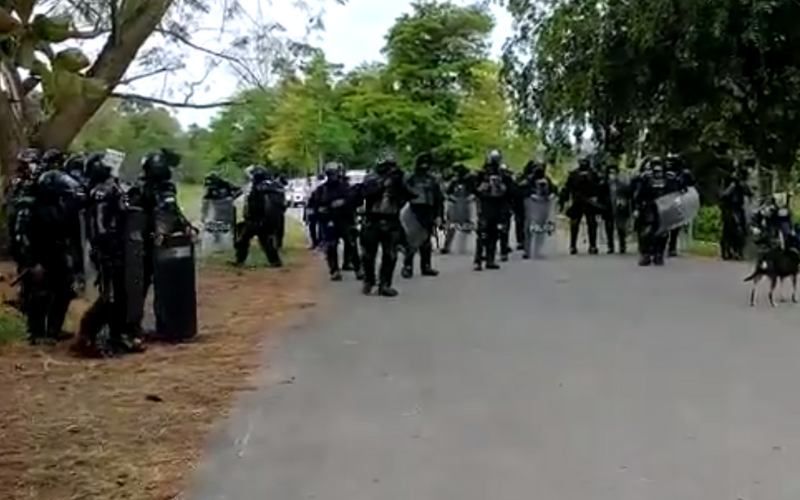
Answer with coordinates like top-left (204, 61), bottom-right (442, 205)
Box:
top-left (649, 156), bottom-right (665, 176)
top-left (141, 148), bottom-right (181, 182)
top-left (249, 165), bottom-right (269, 183)
top-left (415, 152), bottom-right (433, 172)
top-left (83, 153), bottom-right (114, 184)
top-left (16, 148), bottom-right (40, 176)
top-left (204, 172), bottom-right (222, 188)
top-left (375, 151), bottom-right (398, 175)
top-left (324, 161), bottom-right (343, 182)
top-left (36, 169), bottom-right (78, 199)
top-left (453, 164), bottom-right (469, 177)
top-left (577, 156), bottom-right (591, 171)
top-left (41, 148), bottom-right (65, 171)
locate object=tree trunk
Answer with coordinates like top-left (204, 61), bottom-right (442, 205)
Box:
top-left (34, 0), bottom-right (175, 151)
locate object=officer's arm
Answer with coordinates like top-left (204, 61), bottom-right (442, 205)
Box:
top-left (558, 174), bottom-right (573, 207)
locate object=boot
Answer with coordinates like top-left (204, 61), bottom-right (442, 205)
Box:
top-left (401, 265), bottom-right (413, 279)
top-left (361, 281), bottom-right (374, 295)
top-left (473, 262), bottom-right (483, 271)
top-left (421, 267), bottom-right (439, 277)
top-left (378, 285), bottom-right (399, 297)
top-left (638, 254), bottom-right (652, 266)
top-left (588, 247), bottom-right (599, 255)
top-left (330, 270), bottom-right (343, 281)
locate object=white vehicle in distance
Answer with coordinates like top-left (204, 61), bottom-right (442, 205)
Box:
top-left (346, 169), bottom-right (367, 186)
top-left (285, 178), bottom-right (312, 208)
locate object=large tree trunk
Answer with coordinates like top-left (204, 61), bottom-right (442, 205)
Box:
top-left (34, 0), bottom-right (175, 151)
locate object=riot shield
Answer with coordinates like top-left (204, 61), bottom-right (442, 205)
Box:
top-left (153, 207), bottom-right (198, 342)
top-left (121, 206), bottom-right (147, 329)
top-left (200, 197), bottom-right (236, 256)
top-left (76, 208), bottom-right (93, 297)
top-left (656, 186), bottom-right (700, 234)
top-left (444, 194), bottom-right (476, 232)
top-left (523, 194), bottom-right (556, 258)
top-left (400, 202), bottom-right (429, 250)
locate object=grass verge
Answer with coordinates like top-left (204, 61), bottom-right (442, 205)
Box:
top-left (0, 219), bottom-right (320, 500)
top-left (686, 239), bottom-right (720, 258)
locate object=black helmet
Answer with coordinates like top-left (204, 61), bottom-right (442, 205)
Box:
top-left (415, 152), bottom-right (433, 169)
top-left (376, 151), bottom-right (397, 168)
top-left (37, 170), bottom-right (77, 198)
top-left (41, 148), bottom-right (65, 169)
top-left (324, 161), bottom-right (343, 178)
top-left (83, 153), bottom-right (113, 183)
top-left (204, 172), bottom-right (222, 187)
top-left (577, 157), bottom-right (591, 170)
top-left (249, 165), bottom-right (269, 183)
top-left (16, 148), bottom-right (40, 175)
top-left (142, 148), bottom-right (181, 181)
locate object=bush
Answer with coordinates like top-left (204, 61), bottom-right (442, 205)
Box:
top-left (693, 205), bottom-right (722, 243)
top-left (0, 306), bottom-right (27, 345)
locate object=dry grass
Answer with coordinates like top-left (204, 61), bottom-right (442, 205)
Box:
top-left (0, 247), bottom-right (323, 500)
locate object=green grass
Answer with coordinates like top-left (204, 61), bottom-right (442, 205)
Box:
top-left (0, 306), bottom-right (27, 345)
top-left (177, 183), bottom-right (204, 222)
top-left (686, 239), bottom-right (720, 258)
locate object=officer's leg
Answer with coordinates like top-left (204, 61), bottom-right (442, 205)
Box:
top-left (442, 223), bottom-right (457, 254)
top-left (77, 297), bottom-right (108, 354)
top-left (616, 217), bottom-right (628, 254)
top-left (234, 222), bottom-right (256, 264)
top-left (401, 233), bottom-right (415, 279)
top-left (473, 219), bottom-right (487, 270)
top-left (485, 219), bottom-right (500, 269)
top-left (257, 224), bottom-right (282, 267)
top-left (586, 211), bottom-right (599, 254)
top-left (668, 228), bottom-right (680, 257)
top-left (653, 233), bottom-right (669, 266)
top-left (24, 275), bottom-right (50, 344)
top-left (359, 223), bottom-right (379, 294)
top-left (569, 208), bottom-right (582, 254)
top-left (604, 213), bottom-right (616, 253)
top-left (419, 235), bottom-right (438, 276)
top-left (46, 273), bottom-right (74, 341)
top-left (514, 206), bottom-right (526, 250)
top-left (636, 214), bottom-right (652, 266)
top-left (377, 227), bottom-right (400, 297)
top-left (342, 224), bottom-right (354, 271)
top-left (276, 214), bottom-right (285, 250)
top-left (324, 222), bottom-right (342, 280)
top-left (499, 214), bottom-right (511, 259)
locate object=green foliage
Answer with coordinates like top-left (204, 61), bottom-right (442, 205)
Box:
top-left (74, 1), bottom-right (542, 179)
top-left (692, 206), bottom-right (722, 243)
top-left (502, 0), bottom-right (800, 187)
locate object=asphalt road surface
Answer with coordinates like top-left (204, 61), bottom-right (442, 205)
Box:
top-left (189, 243), bottom-right (800, 500)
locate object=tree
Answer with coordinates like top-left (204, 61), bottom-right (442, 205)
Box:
top-left (0, 0), bottom-right (345, 183)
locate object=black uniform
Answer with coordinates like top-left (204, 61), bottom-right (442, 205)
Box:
top-left (599, 164), bottom-right (632, 254)
top-left (236, 167), bottom-right (284, 267)
top-left (17, 170), bottom-right (83, 344)
top-left (719, 173), bottom-right (752, 261)
top-left (357, 155), bottom-right (412, 297)
top-left (78, 155), bottom-right (145, 355)
top-left (633, 159), bottom-right (674, 266)
top-left (473, 160), bottom-right (514, 270)
top-left (518, 162), bottom-right (558, 259)
top-left (311, 164), bottom-right (362, 280)
top-left (305, 174), bottom-right (326, 249)
top-left (401, 153), bottom-right (444, 278)
top-left (560, 158), bottom-right (602, 254)
top-left (514, 162), bottom-right (538, 250)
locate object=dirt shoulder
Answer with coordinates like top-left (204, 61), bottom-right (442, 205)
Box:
top-left (0, 248), bottom-right (322, 500)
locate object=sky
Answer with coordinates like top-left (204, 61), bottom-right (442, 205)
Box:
top-left (132, 0), bottom-right (515, 128)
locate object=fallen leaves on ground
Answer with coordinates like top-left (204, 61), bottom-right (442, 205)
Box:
top-left (0, 253), bottom-right (322, 500)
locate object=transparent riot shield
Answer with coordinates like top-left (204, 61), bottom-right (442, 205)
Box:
top-left (200, 197), bottom-right (236, 257)
top-left (656, 186), bottom-right (700, 234)
top-left (443, 194), bottom-right (476, 254)
top-left (400, 202), bottom-right (429, 250)
top-left (523, 194), bottom-right (557, 259)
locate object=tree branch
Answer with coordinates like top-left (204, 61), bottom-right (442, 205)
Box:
top-left (118, 65), bottom-right (184, 85)
top-left (110, 92), bottom-right (235, 109)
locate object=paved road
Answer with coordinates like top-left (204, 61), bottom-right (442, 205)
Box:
top-left (189, 246), bottom-right (800, 500)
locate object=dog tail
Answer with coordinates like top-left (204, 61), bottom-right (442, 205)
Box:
top-left (743, 270), bottom-right (759, 282)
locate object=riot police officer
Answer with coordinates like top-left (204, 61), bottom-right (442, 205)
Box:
top-left (235, 166), bottom-right (284, 267)
top-left (305, 173), bottom-right (326, 249)
top-left (633, 157), bottom-right (671, 266)
top-left (358, 152), bottom-right (412, 297)
top-left (518, 161), bottom-right (558, 259)
top-left (719, 170), bottom-right (752, 260)
top-left (599, 163), bottom-right (632, 254)
top-left (514, 161), bottom-right (538, 250)
top-left (473, 150), bottom-right (514, 270)
top-left (16, 170), bottom-right (83, 344)
top-left (203, 172), bottom-right (242, 201)
top-left (401, 152), bottom-right (444, 279)
top-left (40, 148), bottom-right (65, 173)
top-left (311, 162), bottom-right (362, 281)
top-left (78, 153), bottom-right (145, 355)
top-left (559, 157), bottom-right (602, 254)
top-left (497, 160), bottom-right (517, 260)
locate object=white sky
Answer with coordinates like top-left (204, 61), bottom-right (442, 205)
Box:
top-left (130, 0), bottom-right (514, 128)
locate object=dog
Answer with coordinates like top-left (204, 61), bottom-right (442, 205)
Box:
top-left (744, 247), bottom-right (800, 306)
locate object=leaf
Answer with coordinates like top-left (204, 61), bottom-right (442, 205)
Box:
top-left (52, 48), bottom-right (90, 73)
top-left (31, 14), bottom-right (73, 44)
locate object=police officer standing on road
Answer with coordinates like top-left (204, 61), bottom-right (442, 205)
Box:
top-left (633, 157), bottom-right (672, 266)
top-left (401, 152), bottom-right (444, 279)
top-left (560, 157), bottom-right (602, 255)
top-left (357, 152), bottom-right (412, 297)
top-left (473, 150), bottom-right (514, 271)
top-left (310, 162), bottom-right (363, 281)
top-left (235, 166), bottom-right (284, 267)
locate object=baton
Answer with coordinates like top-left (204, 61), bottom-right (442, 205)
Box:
top-left (11, 268), bottom-right (28, 287)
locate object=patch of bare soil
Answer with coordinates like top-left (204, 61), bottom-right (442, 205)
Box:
top-left (0, 254), bottom-right (322, 500)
